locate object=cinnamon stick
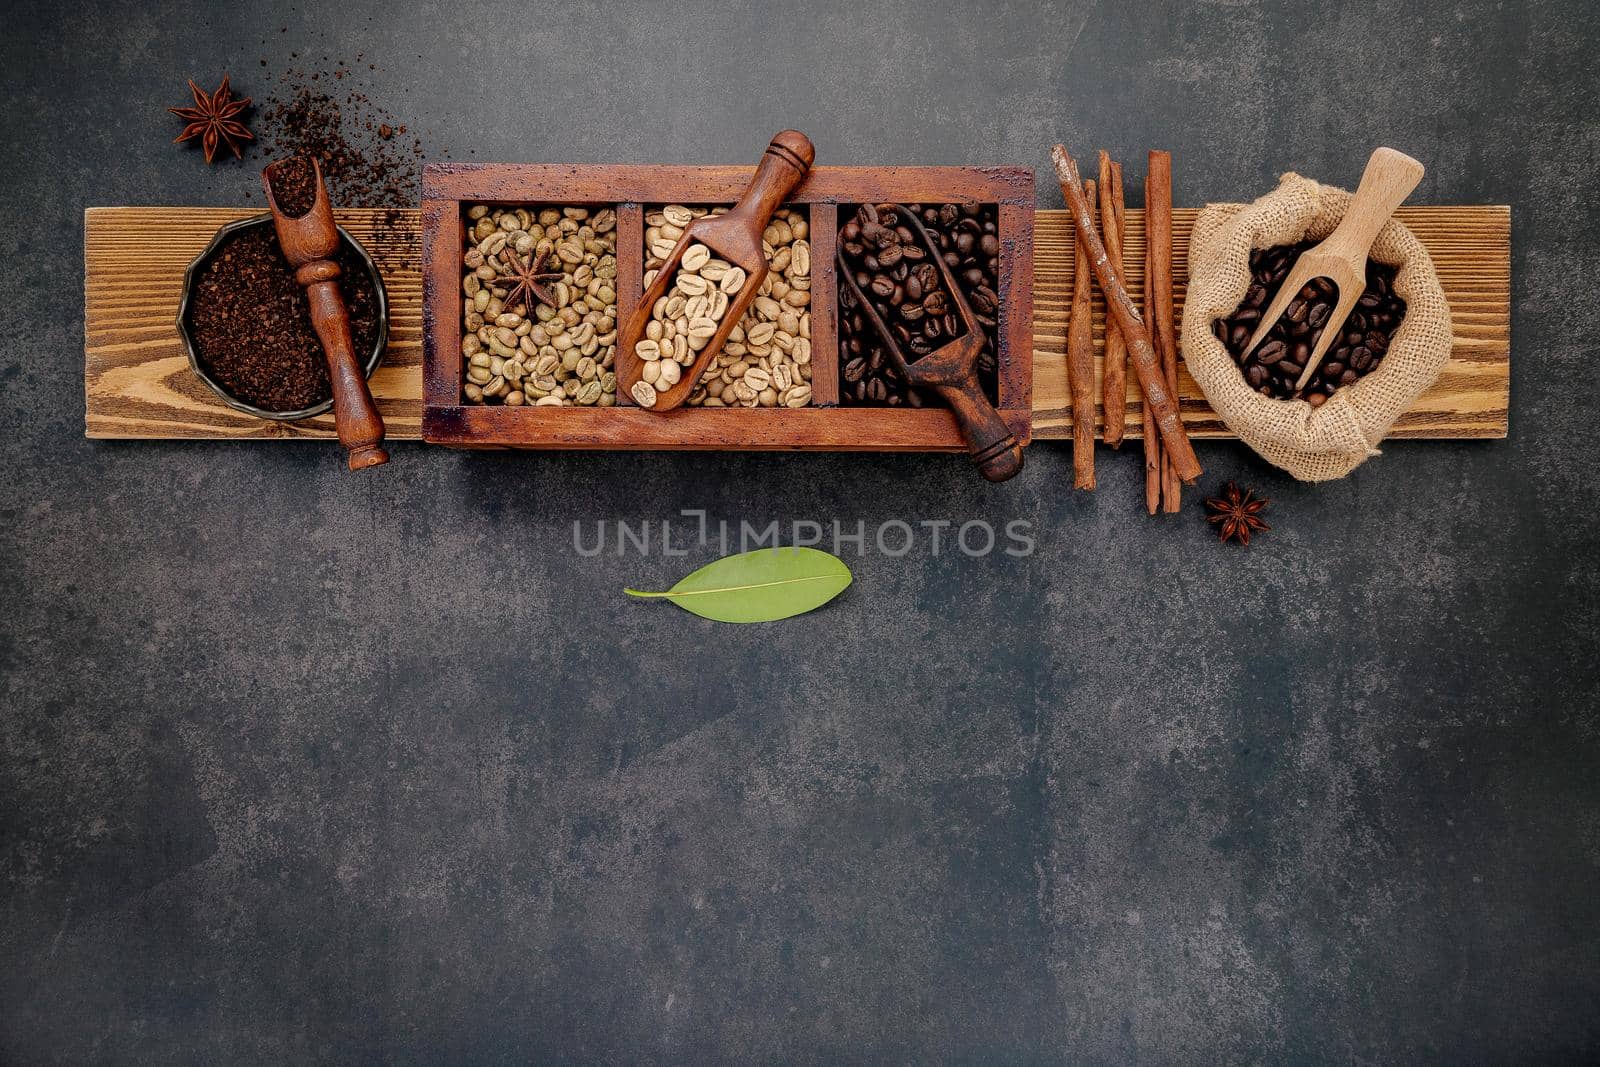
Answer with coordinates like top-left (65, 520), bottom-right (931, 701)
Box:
top-left (1050, 145), bottom-right (1201, 484)
top-left (1147, 150), bottom-right (1182, 512)
top-left (1141, 216), bottom-right (1162, 514)
top-left (1097, 153), bottom-right (1129, 449)
top-left (1067, 177), bottom-right (1098, 490)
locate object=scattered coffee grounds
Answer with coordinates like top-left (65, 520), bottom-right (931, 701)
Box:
top-left (258, 85), bottom-right (420, 208)
top-left (1214, 242), bottom-right (1407, 406)
top-left (267, 154), bottom-right (317, 217)
top-left (188, 226), bottom-right (380, 412)
top-left (837, 203), bottom-right (999, 406)
top-left (253, 49), bottom-right (424, 209)
top-left (368, 205), bottom-right (421, 278)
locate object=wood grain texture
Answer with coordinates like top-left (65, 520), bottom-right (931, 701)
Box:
top-left (85, 204), bottom-right (1509, 442)
top-left (86, 207), bottom-right (422, 440)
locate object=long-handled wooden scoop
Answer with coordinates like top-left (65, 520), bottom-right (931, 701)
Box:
top-left (262, 156), bottom-right (389, 469)
top-left (1241, 147), bottom-right (1424, 394)
top-left (836, 210), bottom-right (1024, 482)
top-left (617, 130), bottom-right (814, 411)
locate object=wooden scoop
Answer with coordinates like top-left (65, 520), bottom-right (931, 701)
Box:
top-left (261, 156), bottom-right (389, 469)
top-left (617, 130), bottom-right (815, 411)
top-left (836, 209), bottom-right (1023, 482)
top-left (1241, 147), bottom-right (1424, 395)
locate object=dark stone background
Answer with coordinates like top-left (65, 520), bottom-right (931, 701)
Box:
top-left (3, 1), bottom-right (1596, 1062)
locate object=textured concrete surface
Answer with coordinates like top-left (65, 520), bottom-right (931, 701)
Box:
top-left (3, 1), bottom-right (1598, 1062)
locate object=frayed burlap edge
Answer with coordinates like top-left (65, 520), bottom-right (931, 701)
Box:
top-left (1180, 173), bottom-right (1452, 481)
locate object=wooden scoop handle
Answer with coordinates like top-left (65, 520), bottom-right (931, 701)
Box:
top-left (299, 260), bottom-right (388, 470)
top-left (722, 130), bottom-right (815, 235)
top-left (934, 379), bottom-right (1025, 482)
top-left (264, 157), bottom-right (388, 469)
top-left (1322, 147), bottom-right (1425, 262)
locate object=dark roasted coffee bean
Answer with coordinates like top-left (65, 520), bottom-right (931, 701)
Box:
top-left (1351, 347), bottom-right (1373, 370)
top-left (1280, 360), bottom-right (1303, 376)
top-left (1323, 361), bottom-right (1344, 377)
top-left (1247, 364), bottom-right (1266, 387)
top-left (1286, 299), bottom-right (1307, 323)
top-left (1231, 323), bottom-right (1250, 349)
top-left (838, 202), bottom-right (1001, 406)
top-left (1340, 369), bottom-right (1358, 385)
top-left (867, 378), bottom-right (887, 401)
top-left (1256, 339), bottom-right (1287, 365)
top-left (1308, 302), bottom-right (1330, 328)
top-left (844, 357), bottom-right (866, 382)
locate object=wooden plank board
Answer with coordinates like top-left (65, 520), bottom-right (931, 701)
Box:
top-left (85, 208), bottom-right (424, 441)
top-left (85, 204), bottom-right (1509, 442)
top-left (1031, 204), bottom-right (1511, 440)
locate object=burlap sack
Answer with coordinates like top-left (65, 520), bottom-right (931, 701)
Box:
top-left (1181, 173), bottom-right (1452, 480)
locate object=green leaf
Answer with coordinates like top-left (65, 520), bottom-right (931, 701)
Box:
top-left (625, 547), bottom-right (852, 623)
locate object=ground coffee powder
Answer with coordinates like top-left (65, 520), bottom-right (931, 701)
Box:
top-left (267, 154), bottom-right (317, 217)
top-left (188, 226), bottom-right (380, 413)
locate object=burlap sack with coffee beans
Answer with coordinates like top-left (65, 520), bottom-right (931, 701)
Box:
top-left (1181, 172), bottom-right (1452, 481)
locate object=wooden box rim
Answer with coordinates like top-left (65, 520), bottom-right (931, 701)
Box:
top-left (422, 163), bottom-right (1034, 451)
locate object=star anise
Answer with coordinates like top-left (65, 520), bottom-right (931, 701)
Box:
top-left (495, 247), bottom-right (563, 314)
top-left (1204, 482), bottom-right (1271, 546)
top-left (169, 76), bottom-right (253, 164)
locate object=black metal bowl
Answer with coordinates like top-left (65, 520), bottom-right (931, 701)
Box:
top-left (175, 213), bottom-right (388, 421)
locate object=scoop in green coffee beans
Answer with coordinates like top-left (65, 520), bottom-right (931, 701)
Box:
top-left (633, 239), bottom-right (746, 400)
top-left (460, 204), bottom-right (618, 407)
top-left (644, 205), bottom-right (813, 410)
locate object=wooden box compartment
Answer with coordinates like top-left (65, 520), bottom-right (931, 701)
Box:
top-left (422, 164), bottom-right (1033, 450)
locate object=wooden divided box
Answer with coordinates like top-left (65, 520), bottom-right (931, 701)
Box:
top-left (421, 164), bottom-right (1034, 450)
